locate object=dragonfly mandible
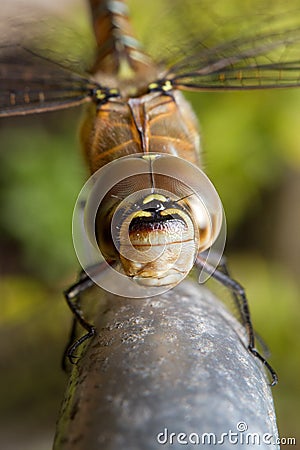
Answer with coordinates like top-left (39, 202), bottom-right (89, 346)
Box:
top-left (2, 0), bottom-right (300, 385)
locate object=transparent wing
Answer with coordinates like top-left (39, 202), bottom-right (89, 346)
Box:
top-left (0, 0), bottom-right (99, 118)
top-left (129, 0), bottom-right (300, 90)
top-left (0, 47), bottom-right (97, 117)
top-left (163, 26), bottom-right (300, 90)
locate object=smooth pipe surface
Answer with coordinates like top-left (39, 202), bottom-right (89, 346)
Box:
top-left (53, 281), bottom-right (279, 450)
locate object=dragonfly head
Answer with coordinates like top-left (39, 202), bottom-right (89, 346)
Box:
top-left (96, 179), bottom-right (223, 288)
top-left (73, 153), bottom-right (225, 296)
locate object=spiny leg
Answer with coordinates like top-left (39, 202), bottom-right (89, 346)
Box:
top-left (63, 260), bottom-right (115, 366)
top-left (64, 270), bottom-right (96, 365)
top-left (61, 316), bottom-right (77, 371)
top-left (196, 254), bottom-right (278, 386)
top-left (215, 254), bottom-right (270, 358)
top-left (200, 252), bottom-right (246, 327)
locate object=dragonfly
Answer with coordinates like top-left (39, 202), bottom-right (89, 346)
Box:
top-left (2, 0), bottom-right (300, 385)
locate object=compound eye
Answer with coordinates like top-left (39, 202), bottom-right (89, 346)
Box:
top-left (72, 153), bottom-right (226, 297)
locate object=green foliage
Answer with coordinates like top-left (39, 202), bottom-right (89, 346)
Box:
top-left (0, 116), bottom-right (86, 282)
top-left (0, 275), bottom-right (69, 432)
top-left (229, 254), bottom-right (300, 440)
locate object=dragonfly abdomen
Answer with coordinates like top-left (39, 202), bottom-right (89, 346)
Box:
top-left (89, 0), bottom-right (154, 78)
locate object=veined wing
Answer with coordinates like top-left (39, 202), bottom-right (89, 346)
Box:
top-left (0, 48), bottom-right (98, 117)
top-left (161, 25), bottom-right (300, 90)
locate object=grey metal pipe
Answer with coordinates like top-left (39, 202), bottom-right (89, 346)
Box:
top-left (53, 281), bottom-right (279, 450)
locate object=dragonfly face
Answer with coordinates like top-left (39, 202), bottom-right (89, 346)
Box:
top-left (100, 192), bottom-right (199, 286)
top-left (87, 152), bottom-right (223, 290)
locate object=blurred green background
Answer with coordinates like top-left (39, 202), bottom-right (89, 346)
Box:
top-left (0, 0), bottom-right (300, 448)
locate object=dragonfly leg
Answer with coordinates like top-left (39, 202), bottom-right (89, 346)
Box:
top-left (196, 254), bottom-right (278, 386)
top-left (213, 255), bottom-right (270, 358)
top-left (63, 271), bottom-right (96, 365)
top-left (61, 316), bottom-right (77, 371)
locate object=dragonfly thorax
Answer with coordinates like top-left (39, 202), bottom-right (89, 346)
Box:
top-left (80, 90), bottom-right (201, 174)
